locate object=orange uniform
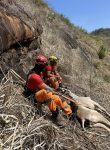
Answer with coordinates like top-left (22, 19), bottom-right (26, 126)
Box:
top-left (42, 65), bottom-right (62, 89)
top-left (26, 73), bottom-right (71, 115)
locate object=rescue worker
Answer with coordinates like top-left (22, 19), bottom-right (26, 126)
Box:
top-left (25, 55), bottom-right (72, 120)
top-left (42, 55), bottom-right (62, 90)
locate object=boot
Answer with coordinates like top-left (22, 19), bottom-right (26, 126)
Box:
top-left (51, 107), bottom-right (59, 120)
top-left (69, 102), bottom-right (78, 124)
top-left (51, 109), bottom-right (66, 127)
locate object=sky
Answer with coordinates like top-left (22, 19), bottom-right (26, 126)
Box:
top-left (45, 0), bottom-right (110, 32)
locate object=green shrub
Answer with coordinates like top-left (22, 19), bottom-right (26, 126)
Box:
top-left (98, 45), bottom-right (106, 59)
top-left (48, 12), bottom-right (57, 22)
top-left (33, 0), bottom-right (48, 8)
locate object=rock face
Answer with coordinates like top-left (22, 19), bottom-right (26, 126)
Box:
top-left (0, 0), bottom-right (43, 53)
top-left (0, 11), bottom-right (34, 52)
top-left (0, 0), bottom-right (43, 79)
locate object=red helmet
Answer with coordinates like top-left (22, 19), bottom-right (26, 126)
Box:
top-left (36, 55), bottom-right (48, 65)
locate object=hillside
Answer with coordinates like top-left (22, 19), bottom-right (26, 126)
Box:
top-left (91, 28), bottom-right (110, 51)
top-left (91, 28), bottom-right (110, 37)
top-left (0, 0), bottom-right (110, 149)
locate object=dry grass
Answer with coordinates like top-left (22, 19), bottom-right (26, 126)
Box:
top-left (0, 70), bottom-right (61, 149)
top-left (0, 70), bottom-right (110, 150)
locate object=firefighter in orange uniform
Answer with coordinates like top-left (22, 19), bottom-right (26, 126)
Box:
top-left (42, 55), bottom-right (62, 90)
top-left (26, 55), bottom-right (72, 119)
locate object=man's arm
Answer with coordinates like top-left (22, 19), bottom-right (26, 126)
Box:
top-left (39, 83), bottom-right (54, 92)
